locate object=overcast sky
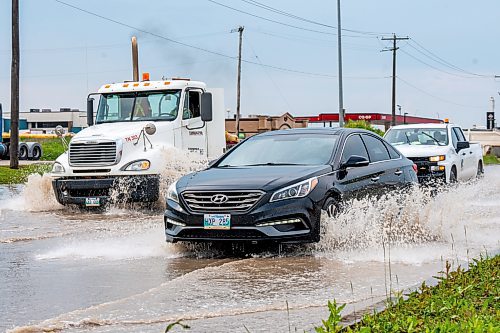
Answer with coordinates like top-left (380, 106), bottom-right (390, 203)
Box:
top-left (1, 0), bottom-right (499, 127)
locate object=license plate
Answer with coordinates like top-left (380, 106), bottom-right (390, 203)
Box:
top-left (204, 214), bottom-right (231, 230)
top-left (85, 197), bottom-right (100, 207)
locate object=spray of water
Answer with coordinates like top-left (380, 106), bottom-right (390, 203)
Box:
top-left (313, 169), bottom-right (500, 263)
top-left (13, 147), bottom-right (207, 212)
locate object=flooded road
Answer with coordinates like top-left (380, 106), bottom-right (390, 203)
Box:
top-left (1, 167), bottom-right (499, 332)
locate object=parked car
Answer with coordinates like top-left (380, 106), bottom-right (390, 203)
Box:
top-left (384, 123), bottom-right (483, 183)
top-left (164, 128), bottom-right (418, 244)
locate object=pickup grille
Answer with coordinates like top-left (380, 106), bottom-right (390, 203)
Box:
top-left (69, 141), bottom-right (118, 166)
top-left (182, 191), bottom-right (264, 213)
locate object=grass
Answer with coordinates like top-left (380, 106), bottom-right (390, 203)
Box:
top-left (316, 255), bottom-right (500, 332)
top-left (483, 154), bottom-right (500, 165)
top-left (0, 163), bottom-right (52, 184)
top-left (20, 137), bottom-right (66, 161)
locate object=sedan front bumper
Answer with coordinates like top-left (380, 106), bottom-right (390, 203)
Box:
top-left (164, 195), bottom-right (322, 244)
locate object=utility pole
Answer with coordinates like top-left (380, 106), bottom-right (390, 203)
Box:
top-left (10, 0), bottom-right (20, 169)
top-left (337, 0), bottom-right (344, 127)
top-left (381, 34), bottom-right (409, 127)
top-left (235, 26), bottom-right (244, 136)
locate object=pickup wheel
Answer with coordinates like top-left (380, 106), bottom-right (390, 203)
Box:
top-left (449, 166), bottom-right (457, 183)
top-left (477, 161), bottom-right (484, 178)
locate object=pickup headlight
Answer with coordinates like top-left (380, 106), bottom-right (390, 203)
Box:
top-left (270, 177), bottom-right (319, 202)
top-left (51, 162), bottom-right (65, 174)
top-left (167, 181), bottom-right (179, 203)
top-left (429, 155), bottom-right (446, 162)
top-left (123, 160), bottom-right (150, 171)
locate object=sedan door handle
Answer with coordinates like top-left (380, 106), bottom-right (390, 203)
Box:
top-left (394, 170), bottom-right (403, 176)
top-left (371, 176), bottom-right (380, 182)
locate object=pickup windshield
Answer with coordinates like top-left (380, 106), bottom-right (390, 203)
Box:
top-left (385, 128), bottom-right (448, 146)
top-left (96, 90), bottom-right (181, 123)
top-left (217, 134), bottom-right (338, 167)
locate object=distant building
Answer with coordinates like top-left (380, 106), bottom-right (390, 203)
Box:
top-left (225, 112), bottom-right (308, 137)
top-left (3, 108), bottom-right (88, 134)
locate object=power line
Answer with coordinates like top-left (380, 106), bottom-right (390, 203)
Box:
top-left (207, 0), bottom-right (337, 36)
top-left (409, 39), bottom-right (491, 78)
top-left (240, 0), bottom-right (390, 36)
top-left (400, 48), bottom-right (486, 79)
top-left (245, 35), bottom-right (294, 113)
top-left (52, 0), bottom-right (387, 81)
top-left (397, 76), bottom-right (484, 109)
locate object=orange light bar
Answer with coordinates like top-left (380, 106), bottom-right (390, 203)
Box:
top-left (143, 82), bottom-right (151, 86)
top-left (444, 118), bottom-right (449, 123)
top-left (123, 83), bottom-right (129, 87)
top-left (104, 84), bottom-right (111, 88)
top-left (142, 72), bottom-right (150, 81)
top-left (164, 81), bottom-right (170, 85)
top-left (133, 83), bottom-right (139, 87)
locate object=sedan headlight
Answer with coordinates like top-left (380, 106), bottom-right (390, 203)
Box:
top-left (270, 177), bottom-right (319, 202)
top-left (123, 160), bottom-right (150, 171)
top-left (166, 180), bottom-right (179, 203)
top-left (429, 155), bottom-right (446, 162)
top-left (51, 162), bottom-right (65, 174)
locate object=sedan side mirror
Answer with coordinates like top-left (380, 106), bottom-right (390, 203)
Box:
top-left (456, 141), bottom-right (469, 152)
top-left (341, 155), bottom-right (370, 169)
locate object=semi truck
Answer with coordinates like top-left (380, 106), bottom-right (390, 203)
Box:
top-left (384, 122), bottom-right (483, 183)
top-left (51, 75), bottom-right (226, 207)
top-left (0, 103), bottom-right (43, 161)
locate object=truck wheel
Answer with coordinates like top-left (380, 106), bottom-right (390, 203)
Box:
top-left (19, 146), bottom-right (28, 160)
top-left (31, 146), bottom-right (42, 161)
top-left (449, 166), bottom-right (457, 183)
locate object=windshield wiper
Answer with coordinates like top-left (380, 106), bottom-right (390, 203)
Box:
top-left (404, 132), bottom-right (412, 145)
top-left (420, 132), bottom-right (445, 146)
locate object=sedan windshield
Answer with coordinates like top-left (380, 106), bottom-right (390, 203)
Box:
top-left (218, 134), bottom-right (338, 167)
top-left (385, 128), bottom-right (448, 146)
top-left (96, 90), bottom-right (181, 123)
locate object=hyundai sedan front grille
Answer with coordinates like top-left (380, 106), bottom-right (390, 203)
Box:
top-left (181, 191), bottom-right (265, 213)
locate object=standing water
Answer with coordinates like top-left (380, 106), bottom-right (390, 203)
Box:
top-left (1, 157), bottom-right (499, 332)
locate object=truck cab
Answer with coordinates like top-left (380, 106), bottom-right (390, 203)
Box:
top-left (384, 123), bottom-right (483, 183)
top-left (51, 78), bottom-right (226, 207)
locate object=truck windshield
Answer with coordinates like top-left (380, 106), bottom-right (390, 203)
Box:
top-left (385, 128), bottom-right (448, 146)
top-left (96, 90), bottom-right (181, 123)
top-left (217, 134), bottom-right (338, 167)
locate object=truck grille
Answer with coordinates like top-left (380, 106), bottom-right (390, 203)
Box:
top-left (182, 191), bottom-right (265, 213)
top-left (69, 141), bottom-right (118, 166)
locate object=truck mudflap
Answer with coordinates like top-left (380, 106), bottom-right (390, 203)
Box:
top-left (52, 175), bottom-right (160, 207)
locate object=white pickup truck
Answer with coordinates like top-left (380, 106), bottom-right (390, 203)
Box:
top-left (384, 123), bottom-right (483, 183)
top-left (51, 77), bottom-right (226, 207)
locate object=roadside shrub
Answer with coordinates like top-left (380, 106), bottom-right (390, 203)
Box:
top-left (344, 120), bottom-right (385, 137)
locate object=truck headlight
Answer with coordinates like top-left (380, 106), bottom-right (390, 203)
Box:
top-left (51, 162), bottom-right (65, 174)
top-left (270, 177), bottom-right (319, 202)
top-left (429, 155), bottom-right (446, 162)
top-left (123, 160), bottom-right (150, 171)
top-left (167, 181), bottom-right (179, 203)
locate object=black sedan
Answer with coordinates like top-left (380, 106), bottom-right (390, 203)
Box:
top-left (164, 128), bottom-right (417, 244)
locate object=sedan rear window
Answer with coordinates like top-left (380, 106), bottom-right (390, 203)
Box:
top-left (218, 134), bottom-right (338, 167)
